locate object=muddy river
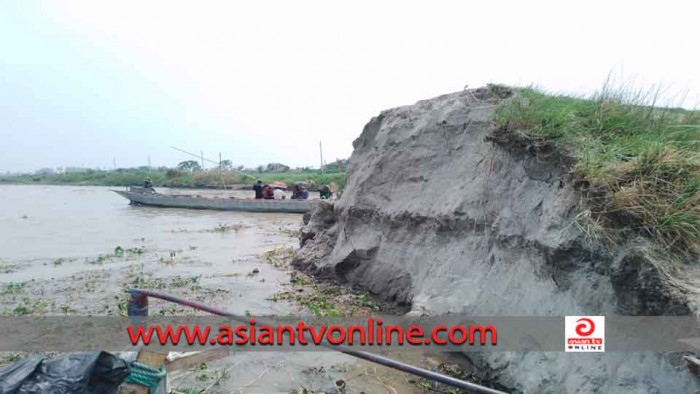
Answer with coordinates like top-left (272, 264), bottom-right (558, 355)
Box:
top-left (0, 185), bottom-right (463, 393)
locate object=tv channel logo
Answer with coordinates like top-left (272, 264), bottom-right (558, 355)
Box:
top-left (565, 316), bottom-right (605, 352)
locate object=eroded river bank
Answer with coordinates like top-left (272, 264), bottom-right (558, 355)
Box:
top-left (0, 185), bottom-right (470, 393)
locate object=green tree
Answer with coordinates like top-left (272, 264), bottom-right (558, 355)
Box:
top-left (178, 160), bottom-right (201, 172)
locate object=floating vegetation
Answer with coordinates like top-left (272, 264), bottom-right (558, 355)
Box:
top-left (270, 273), bottom-right (386, 317)
top-left (0, 259), bottom-right (10, 274)
top-left (5, 298), bottom-right (54, 316)
top-left (130, 275), bottom-right (167, 290)
top-left (260, 247), bottom-right (296, 268)
top-left (115, 245), bottom-right (144, 257)
top-left (160, 250), bottom-right (177, 265)
top-left (207, 223), bottom-right (247, 233)
top-left (171, 223), bottom-right (247, 234)
top-left (88, 255), bottom-right (109, 265)
top-left (170, 275), bottom-right (201, 289)
top-left (1, 282), bottom-right (25, 295)
top-left (127, 246), bottom-right (145, 254)
top-left (115, 294), bottom-right (129, 316)
top-left (408, 361), bottom-right (494, 394)
top-left (158, 304), bottom-right (180, 316)
top-left (114, 271), bottom-right (168, 316)
top-left (60, 305), bottom-right (77, 314)
top-left (87, 245), bottom-right (145, 265)
top-left (280, 228), bottom-right (302, 238)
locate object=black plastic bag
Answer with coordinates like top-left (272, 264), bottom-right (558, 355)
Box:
top-left (0, 351), bottom-right (129, 394)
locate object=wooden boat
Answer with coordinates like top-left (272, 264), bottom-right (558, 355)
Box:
top-left (112, 187), bottom-right (316, 213)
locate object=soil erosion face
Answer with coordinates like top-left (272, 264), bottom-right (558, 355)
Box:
top-left (296, 86), bottom-right (700, 393)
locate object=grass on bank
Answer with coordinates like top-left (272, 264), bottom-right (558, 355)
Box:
top-left (493, 84), bottom-right (700, 254)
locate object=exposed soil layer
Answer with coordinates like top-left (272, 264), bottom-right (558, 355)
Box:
top-left (295, 86), bottom-right (700, 393)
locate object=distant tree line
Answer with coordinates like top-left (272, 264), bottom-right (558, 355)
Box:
top-left (1, 159), bottom-right (348, 190)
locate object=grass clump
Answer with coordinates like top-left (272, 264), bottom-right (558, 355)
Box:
top-left (493, 82), bottom-right (700, 254)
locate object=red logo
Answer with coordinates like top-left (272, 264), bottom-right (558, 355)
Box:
top-left (565, 316), bottom-right (605, 352)
top-left (575, 318), bottom-right (595, 337)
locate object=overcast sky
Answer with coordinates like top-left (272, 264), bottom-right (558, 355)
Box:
top-left (1, 0), bottom-right (698, 173)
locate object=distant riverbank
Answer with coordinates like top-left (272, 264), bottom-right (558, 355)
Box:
top-left (0, 169), bottom-right (346, 190)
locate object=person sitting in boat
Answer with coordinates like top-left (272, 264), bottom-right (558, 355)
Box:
top-left (291, 185), bottom-right (309, 199)
top-left (291, 185), bottom-right (303, 199)
top-left (262, 184), bottom-right (274, 199)
top-left (273, 187), bottom-right (287, 200)
top-left (143, 177), bottom-right (155, 193)
top-left (253, 180), bottom-right (263, 199)
top-left (320, 185), bottom-right (332, 199)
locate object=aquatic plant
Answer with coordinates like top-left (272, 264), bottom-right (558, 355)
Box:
top-left (1, 282), bottom-right (25, 295)
top-left (88, 255), bottom-right (109, 265)
top-left (261, 247), bottom-right (296, 268)
top-left (280, 228), bottom-right (302, 238)
top-left (160, 250), bottom-right (177, 265)
top-left (5, 298), bottom-right (54, 316)
top-left (127, 246), bottom-right (145, 254)
top-left (0, 259), bottom-right (9, 273)
top-left (207, 223), bottom-right (246, 233)
top-left (170, 275), bottom-right (201, 288)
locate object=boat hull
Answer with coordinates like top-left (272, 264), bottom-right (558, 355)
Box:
top-left (113, 190), bottom-right (316, 214)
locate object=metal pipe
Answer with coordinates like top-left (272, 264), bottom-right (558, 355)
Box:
top-left (128, 288), bottom-right (507, 394)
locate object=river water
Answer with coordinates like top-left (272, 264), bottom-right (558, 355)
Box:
top-left (0, 185), bottom-right (439, 393)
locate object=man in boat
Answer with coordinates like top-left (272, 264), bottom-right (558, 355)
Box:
top-left (320, 185), bottom-right (332, 199)
top-left (291, 184), bottom-right (302, 199)
top-left (262, 184), bottom-right (274, 199)
top-left (143, 177), bottom-right (155, 192)
top-left (291, 185), bottom-right (309, 199)
top-left (253, 180), bottom-right (263, 199)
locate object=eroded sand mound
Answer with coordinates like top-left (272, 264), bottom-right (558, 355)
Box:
top-left (296, 86), bottom-right (700, 393)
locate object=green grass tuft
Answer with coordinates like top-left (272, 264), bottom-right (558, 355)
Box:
top-left (494, 83), bottom-right (700, 254)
